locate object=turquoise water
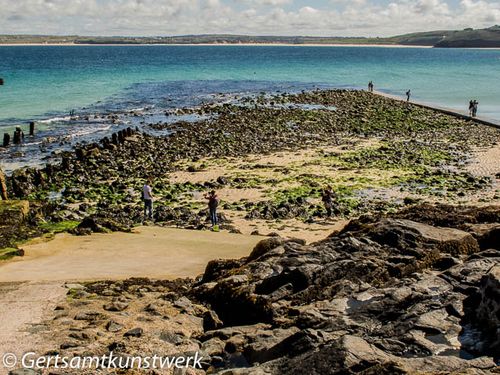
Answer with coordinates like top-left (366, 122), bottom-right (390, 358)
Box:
top-left (0, 45), bottom-right (499, 127)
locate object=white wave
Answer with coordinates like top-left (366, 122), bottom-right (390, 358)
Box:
top-left (38, 116), bottom-right (73, 124)
top-left (69, 124), bottom-right (112, 137)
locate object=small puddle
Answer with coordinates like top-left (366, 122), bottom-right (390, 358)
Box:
top-left (425, 332), bottom-right (449, 345)
top-left (346, 296), bottom-right (376, 313)
top-left (438, 348), bottom-right (475, 360)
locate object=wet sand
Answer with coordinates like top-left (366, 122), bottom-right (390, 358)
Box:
top-left (0, 227), bottom-right (262, 282)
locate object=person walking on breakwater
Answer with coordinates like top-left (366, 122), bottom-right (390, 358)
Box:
top-left (321, 185), bottom-right (336, 218)
top-left (143, 178), bottom-right (154, 221)
top-left (469, 100), bottom-right (475, 116)
top-left (472, 100), bottom-right (479, 117)
top-left (205, 190), bottom-right (220, 230)
top-left (406, 90), bottom-right (411, 102)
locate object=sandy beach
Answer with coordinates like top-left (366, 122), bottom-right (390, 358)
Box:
top-left (0, 227), bottom-right (262, 282)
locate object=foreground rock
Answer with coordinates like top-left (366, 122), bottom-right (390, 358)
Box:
top-left (23, 205), bottom-right (499, 374)
top-left (190, 209), bottom-right (499, 373)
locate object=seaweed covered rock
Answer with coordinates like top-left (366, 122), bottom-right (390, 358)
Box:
top-left (70, 216), bottom-right (131, 235)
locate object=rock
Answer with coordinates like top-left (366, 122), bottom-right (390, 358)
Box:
top-left (247, 237), bottom-right (283, 262)
top-left (173, 296), bottom-right (195, 313)
top-left (103, 301), bottom-right (129, 312)
top-left (476, 264), bottom-right (500, 358)
top-left (71, 216), bottom-right (131, 235)
top-left (217, 176), bottom-right (229, 185)
top-left (203, 310), bottom-right (223, 331)
top-left (159, 331), bottom-right (184, 345)
top-left (367, 219), bottom-right (480, 257)
top-left (106, 320), bottom-right (123, 333)
top-left (201, 259), bottom-right (243, 283)
top-left (201, 337), bottom-right (225, 356)
top-left (0, 166), bottom-right (7, 200)
top-left (243, 327), bottom-right (301, 364)
top-left (467, 224), bottom-right (500, 250)
top-left (74, 311), bottom-right (104, 321)
top-left (60, 341), bottom-right (80, 349)
top-left (124, 327), bottom-right (143, 338)
top-left (8, 369), bottom-right (41, 375)
top-left (0, 200), bottom-right (29, 226)
top-left (65, 283), bottom-right (85, 290)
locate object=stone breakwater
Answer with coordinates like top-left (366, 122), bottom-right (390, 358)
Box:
top-left (1, 89), bottom-right (500, 248)
top-left (21, 204), bottom-right (500, 374)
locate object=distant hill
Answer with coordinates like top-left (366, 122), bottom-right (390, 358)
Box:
top-left (1, 26), bottom-right (499, 47)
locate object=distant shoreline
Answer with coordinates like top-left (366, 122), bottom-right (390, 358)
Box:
top-left (2, 43), bottom-right (499, 49)
top-left (0, 42), bottom-right (433, 48)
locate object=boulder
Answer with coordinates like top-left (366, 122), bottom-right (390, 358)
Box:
top-left (124, 328), bottom-right (143, 338)
top-left (247, 237), bottom-right (283, 262)
top-left (0, 200), bottom-right (29, 226)
top-left (203, 310), bottom-right (223, 331)
top-left (476, 264), bottom-right (500, 358)
top-left (466, 223), bottom-right (500, 250)
top-left (368, 219), bottom-right (480, 256)
top-left (0, 166), bottom-right (7, 200)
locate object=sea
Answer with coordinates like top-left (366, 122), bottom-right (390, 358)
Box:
top-left (0, 45), bottom-right (499, 171)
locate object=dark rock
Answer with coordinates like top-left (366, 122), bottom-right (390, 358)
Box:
top-left (124, 328), bottom-right (143, 338)
top-left (106, 320), bottom-right (123, 333)
top-left (203, 310), bottom-right (223, 331)
top-left (103, 301), bottom-right (129, 312)
top-left (159, 331), bottom-right (184, 345)
top-left (247, 237), bottom-right (283, 262)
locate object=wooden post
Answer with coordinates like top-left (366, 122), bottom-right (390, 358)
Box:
top-left (0, 166), bottom-right (8, 200)
top-left (2, 133), bottom-right (9, 147)
top-left (29, 122), bottom-right (35, 136)
top-left (13, 130), bottom-right (21, 145)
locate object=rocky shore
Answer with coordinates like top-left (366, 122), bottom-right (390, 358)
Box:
top-left (1, 89), bottom-right (499, 373)
top-left (1, 90), bottom-right (500, 247)
top-left (15, 204), bottom-right (499, 374)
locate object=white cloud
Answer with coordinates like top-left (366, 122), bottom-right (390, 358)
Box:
top-left (0, 0), bottom-right (499, 36)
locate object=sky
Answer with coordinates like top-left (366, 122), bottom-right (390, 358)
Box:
top-left (0, 0), bottom-right (499, 37)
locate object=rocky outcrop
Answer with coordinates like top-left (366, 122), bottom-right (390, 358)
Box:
top-left (187, 215), bottom-right (498, 373)
top-left (476, 265), bottom-right (500, 358)
top-left (26, 209), bottom-right (499, 374)
top-left (0, 200), bottom-right (31, 250)
top-left (0, 166), bottom-right (7, 200)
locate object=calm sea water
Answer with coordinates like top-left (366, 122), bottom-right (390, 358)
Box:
top-left (0, 46), bottom-right (499, 170)
top-left (1, 45), bottom-right (499, 124)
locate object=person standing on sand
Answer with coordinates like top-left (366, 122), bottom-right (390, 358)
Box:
top-left (205, 190), bottom-right (219, 229)
top-left (143, 179), bottom-right (154, 220)
top-left (368, 81), bottom-right (374, 92)
top-left (472, 100), bottom-right (479, 117)
top-left (321, 185), bottom-right (335, 218)
top-left (469, 100), bottom-right (474, 116)
top-left (406, 90), bottom-right (411, 102)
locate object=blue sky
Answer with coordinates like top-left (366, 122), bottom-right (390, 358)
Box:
top-left (0, 0), bottom-right (499, 36)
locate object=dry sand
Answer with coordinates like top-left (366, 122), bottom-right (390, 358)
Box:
top-left (0, 281), bottom-right (66, 362)
top-left (0, 226), bottom-right (262, 283)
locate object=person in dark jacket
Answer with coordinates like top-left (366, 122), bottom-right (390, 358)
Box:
top-left (205, 190), bottom-right (220, 228)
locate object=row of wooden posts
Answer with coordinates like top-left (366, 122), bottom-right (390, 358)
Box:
top-left (2, 122), bottom-right (36, 147)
